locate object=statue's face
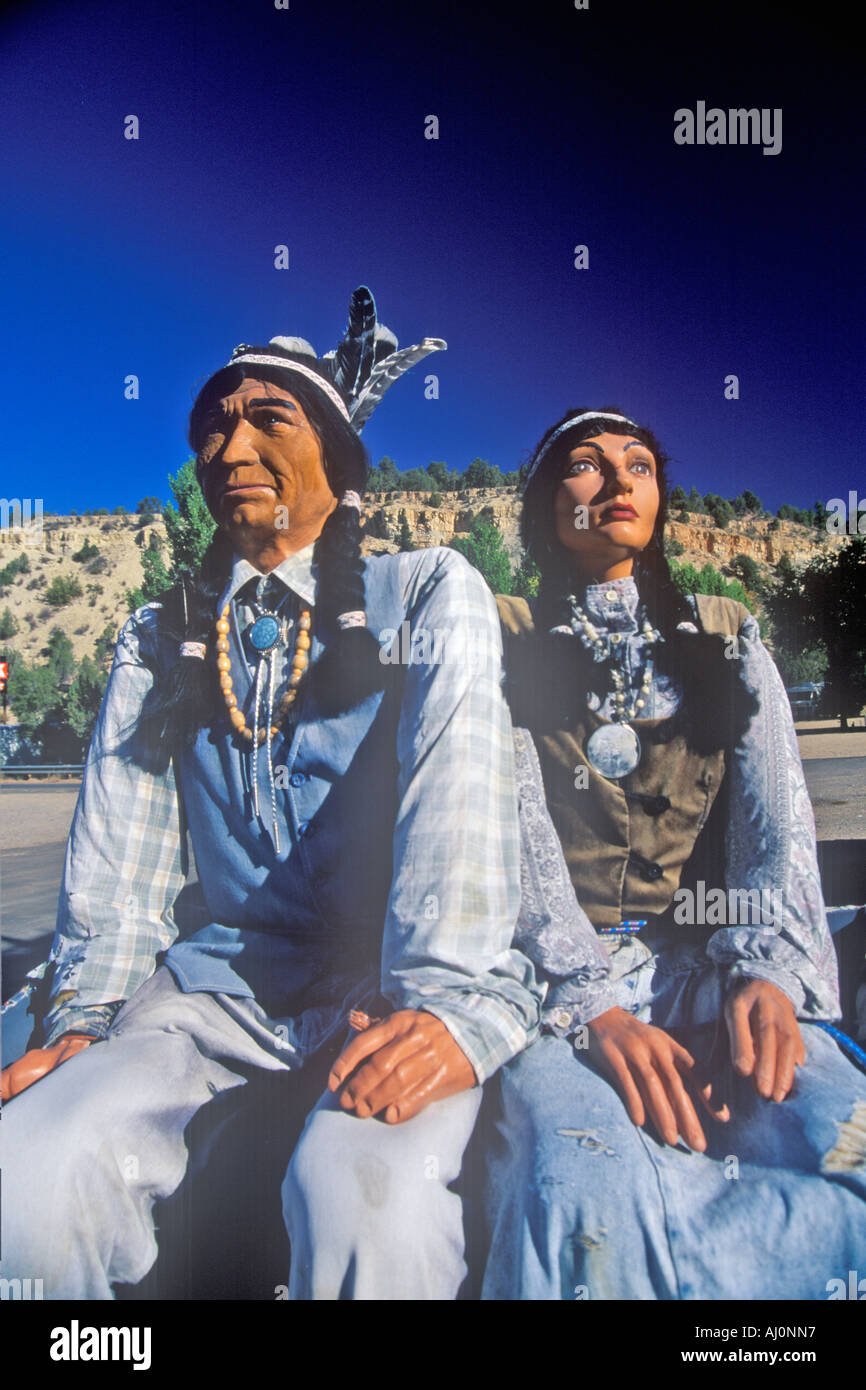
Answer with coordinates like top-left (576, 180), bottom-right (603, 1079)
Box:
top-left (195, 377), bottom-right (336, 539)
top-left (552, 431), bottom-right (660, 577)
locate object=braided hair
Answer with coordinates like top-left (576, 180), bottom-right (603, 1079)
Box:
top-left (134, 347), bottom-right (387, 762)
top-left (513, 407), bottom-right (757, 754)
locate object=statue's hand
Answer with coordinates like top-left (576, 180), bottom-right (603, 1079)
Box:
top-left (329, 1009), bottom-right (476, 1124)
top-left (1, 1034), bottom-right (94, 1102)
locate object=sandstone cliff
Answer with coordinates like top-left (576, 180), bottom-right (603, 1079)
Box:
top-left (0, 494), bottom-right (847, 668)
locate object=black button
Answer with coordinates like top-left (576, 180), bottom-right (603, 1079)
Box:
top-left (641, 861), bottom-right (663, 881)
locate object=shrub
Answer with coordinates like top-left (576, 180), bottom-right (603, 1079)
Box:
top-left (72, 540), bottom-right (100, 563)
top-left (45, 575), bottom-right (83, 607)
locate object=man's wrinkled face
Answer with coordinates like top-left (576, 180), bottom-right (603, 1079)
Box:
top-left (194, 377), bottom-right (336, 537)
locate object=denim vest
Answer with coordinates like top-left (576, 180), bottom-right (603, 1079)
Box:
top-left (163, 554), bottom-right (407, 1034)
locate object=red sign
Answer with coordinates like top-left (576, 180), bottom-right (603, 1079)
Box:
top-left (0, 662), bottom-right (7, 680)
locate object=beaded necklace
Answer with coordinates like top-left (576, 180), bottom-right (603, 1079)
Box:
top-left (215, 578), bottom-right (313, 853)
top-left (568, 596), bottom-right (662, 780)
top-left (215, 604), bottom-right (311, 743)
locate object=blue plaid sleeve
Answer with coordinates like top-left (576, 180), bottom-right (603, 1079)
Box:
top-left (42, 606), bottom-right (186, 1046)
top-left (380, 548), bottom-right (542, 1082)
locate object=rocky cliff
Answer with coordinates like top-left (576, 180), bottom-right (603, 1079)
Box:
top-left (0, 493), bottom-right (847, 668)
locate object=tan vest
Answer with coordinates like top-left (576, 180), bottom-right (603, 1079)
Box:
top-left (498, 592), bottom-right (750, 931)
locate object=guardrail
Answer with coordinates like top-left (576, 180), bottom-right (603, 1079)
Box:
top-left (0, 764), bottom-right (84, 778)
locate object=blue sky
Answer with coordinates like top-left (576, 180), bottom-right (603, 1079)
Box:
top-left (0, 0), bottom-right (862, 515)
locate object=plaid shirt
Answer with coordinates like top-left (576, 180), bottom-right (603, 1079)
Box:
top-left (41, 544), bottom-right (541, 1082)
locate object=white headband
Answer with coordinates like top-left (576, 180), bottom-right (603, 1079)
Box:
top-left (227, 353), bottom-right (352, 422)
top-left (525, 412), bottom-right (639, 483)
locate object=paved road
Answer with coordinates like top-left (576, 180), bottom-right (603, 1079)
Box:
top-left (802, 757), bottom-right (866, 840)
top-left (2, 757), bottom-right (864, 999)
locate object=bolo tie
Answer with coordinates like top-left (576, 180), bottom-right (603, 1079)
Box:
top-left (246, 573), bottom-right (294, 852)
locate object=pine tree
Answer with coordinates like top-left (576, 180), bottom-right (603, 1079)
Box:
top-left (397, 510), bottom-right (415, 552)
top-left (163, 458), bottom-right (216, 574)
top-left (450, 518), bottom-right (513, 594)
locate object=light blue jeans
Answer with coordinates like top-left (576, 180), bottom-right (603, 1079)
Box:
top-left (0, 967), bottom-right (482, 1300)
top-left (481, 1025), bottom-right (866, 1299)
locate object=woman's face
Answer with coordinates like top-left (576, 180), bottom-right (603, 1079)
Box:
top-left (552, 430), bottom-right (660, 581)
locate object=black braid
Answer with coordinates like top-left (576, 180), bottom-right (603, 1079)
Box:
top-left (513, 407), bottom-right (758, 755)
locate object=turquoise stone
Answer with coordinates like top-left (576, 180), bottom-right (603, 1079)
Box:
top-left (248, 614), bottom-right (281, 653)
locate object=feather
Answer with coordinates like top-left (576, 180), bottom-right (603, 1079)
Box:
top-left (330, 286), bottom-right (378, 396)
top-left (373, 323), bottom-right (399, 362)
top-left (350, 338), bottom-right (447, 429)
top-left (268, 336), bottom-right (318, 359)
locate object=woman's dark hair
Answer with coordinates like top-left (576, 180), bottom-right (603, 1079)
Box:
top-left (134, 347), bottom-right (387, 762)
top-left (513, 407), bottom-right (757, 754)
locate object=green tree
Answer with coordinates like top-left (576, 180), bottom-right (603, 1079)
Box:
top-left (426, 461), bottom-right (458, 490)
top-left (71, 540), bottom-right (100, 563)
top-left (728, 554), bottom-right (763, 591)
top-left (450, 518), bottom-right (513, 594)
top-left (396, 510), bottom-right (415, 552)
top-left (94, 623), bottom-right (118, 663)
top-left (162, 458), bottom-right (216, 574)
top-left (126, 542), bottom-right (173, 612)
top-left (43, 628), bottom-right (76, 683)
top-left (512, 552), bottom-right (541, 599)
top-left (0, 607), bottom-right (19, 639)
top-left (704, 494), bottom-right (735, 529)
top-left (136, 496), bottom-right (163, 514)
top-left (777, 503), bottom-right (813, 526)
top-left (367, 457), bottom-right (401, 493)
top-left (0, 553), bottom-right (31, 587)
top-left (741, 489), bottom-right (763, 515)
top-left (66, 655), bottom-right (109, 742)
top-left (766, 536), bottom-right (866, 728)
top-left (670, 485), bottom-right (688, 512)
top-left (7, 661), bottom-right (62, 737)
top-left (463, 458), bottom-right (503, 489)
top-left (428, 491), bottom-right (443, 509)
top-left (687, 487), bottom-right (707, 515)
top-left (45, 574), bottom-right (83, 607)
top-left (669, 560), bottom-right (754, 612)
top-left (399, 468), bottom-right (430, 491)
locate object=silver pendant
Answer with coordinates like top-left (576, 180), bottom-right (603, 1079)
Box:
top-left (585, 722), bottom-right (641, 779)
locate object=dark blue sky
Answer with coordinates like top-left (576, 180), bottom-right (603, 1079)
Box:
top-left (0, 0), bottom-right (862, 514)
